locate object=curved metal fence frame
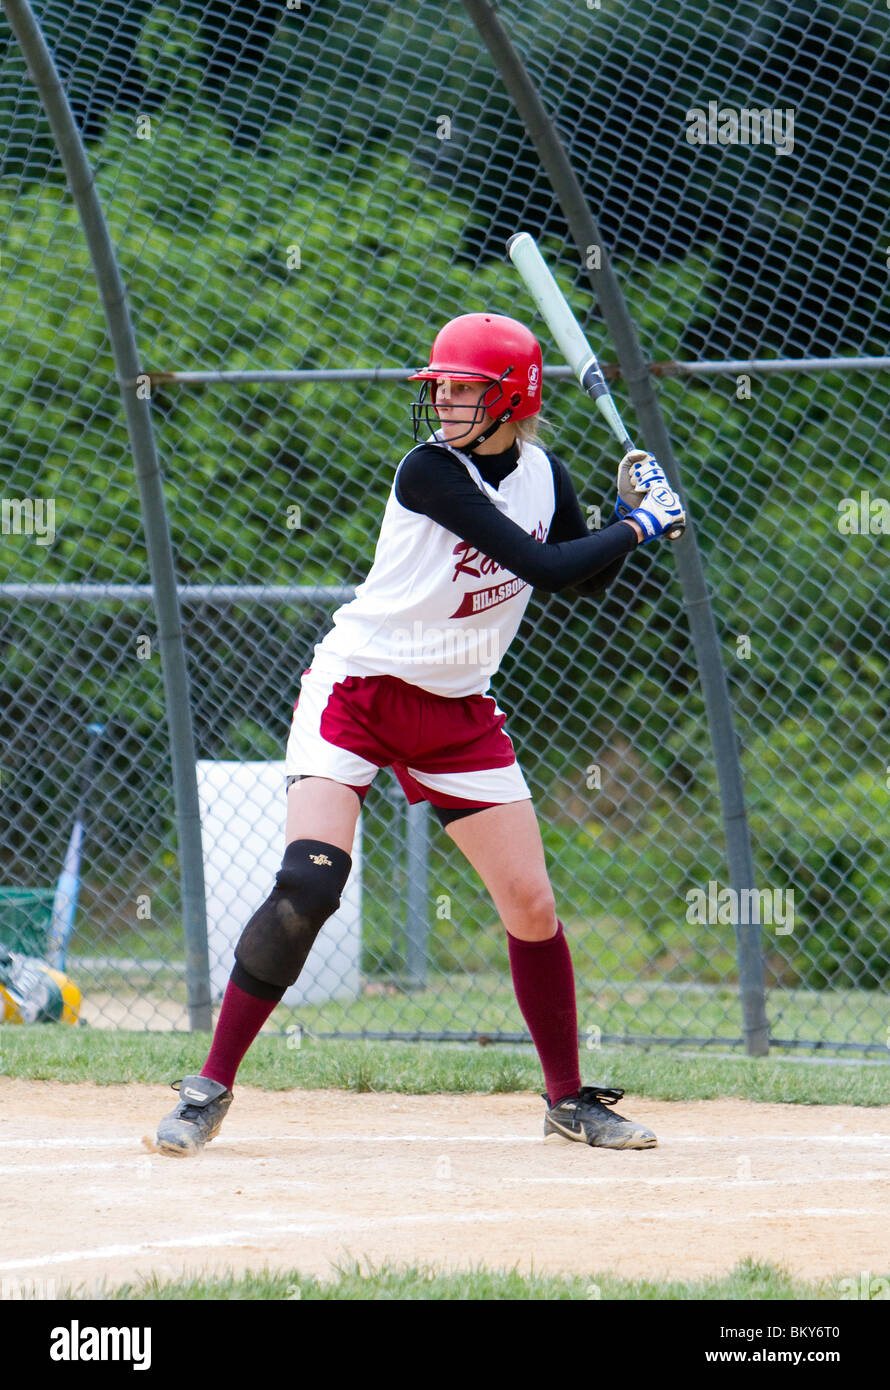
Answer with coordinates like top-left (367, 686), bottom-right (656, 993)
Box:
top-left (2, 0), bottom-right (887, 1056)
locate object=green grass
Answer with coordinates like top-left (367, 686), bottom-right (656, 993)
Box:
top-left (2, 1026), bottom-right (889, 1105)
top-left (62, 957), bottom-right (890, 1052)
top-left (56, 1256), bottom-right (890, 1301)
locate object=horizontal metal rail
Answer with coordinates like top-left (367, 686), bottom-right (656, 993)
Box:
top-left (128, 355), bottom-right (890, 388)
top-left (0, 584), bottom-right (356, 602)
top-left (265, 1029), bottom-right (890, 1055)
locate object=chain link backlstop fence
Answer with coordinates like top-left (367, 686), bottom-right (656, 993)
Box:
top-left (1, 0), bottom-right (888, 1054)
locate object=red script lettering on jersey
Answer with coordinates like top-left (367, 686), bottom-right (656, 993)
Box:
top-left (451, 520), bottom-right (547, 582)
top-left (451, 543), bottom-right (502, 581)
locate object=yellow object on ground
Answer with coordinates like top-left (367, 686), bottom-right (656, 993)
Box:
top-left (0, 949), bottom-right (82, 1024)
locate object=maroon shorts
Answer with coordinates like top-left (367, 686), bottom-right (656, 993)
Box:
top-left (284, 662), bottom-right (531, 817)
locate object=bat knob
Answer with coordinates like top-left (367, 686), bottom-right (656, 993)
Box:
top-left (505, 231), bottom-right (531, 257)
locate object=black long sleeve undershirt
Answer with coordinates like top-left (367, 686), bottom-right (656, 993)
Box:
top-left (394, 441), bottom-right (635, 597)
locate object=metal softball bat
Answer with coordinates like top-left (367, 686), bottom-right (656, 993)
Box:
top-left (506, 231), bottom-right (685, 540)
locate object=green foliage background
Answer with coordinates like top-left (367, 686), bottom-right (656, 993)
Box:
top-left (1, 0), bottom-right (888, 1023)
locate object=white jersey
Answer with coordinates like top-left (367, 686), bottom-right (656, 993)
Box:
top-left (311, 440), bottom-right (556, 697)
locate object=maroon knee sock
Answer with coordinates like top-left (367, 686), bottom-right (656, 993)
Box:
top-left (507, 920), bottom-right (581, 1106)
top-left (201, 972), bottom-right (284, 1092)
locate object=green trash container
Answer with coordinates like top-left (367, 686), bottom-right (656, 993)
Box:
top-left (0, 887), bottom-right (55, 957)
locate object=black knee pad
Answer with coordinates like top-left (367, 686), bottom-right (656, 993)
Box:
top-left (234, 839), bottom-right (352, 989)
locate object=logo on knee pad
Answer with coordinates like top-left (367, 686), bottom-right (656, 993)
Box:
top-left (308, 853), bottom-right (333, 866)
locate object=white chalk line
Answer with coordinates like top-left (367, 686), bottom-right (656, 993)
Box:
top-left (0, 1137), bottom-right (145, 1150)
top-left (3, 1203), bottom-right (889, 1274)
top-left (0, 1160), bottom-right (325, 1184)
top-left (1, 1131), bottom-right (888, 1151)
top-left (1, 1159), bottom-right (887, 1188)
top-left (0, 1211), bottom-right (594, 1273)
top-left (511, 1172), bottom-right (890, 1189)
top-left (670, 1134), bottom-right (890, 1146)
top-left (0, 1134), bottom-right (536, 1149)
top-left (0, 1159), bottom-right (150, 1175)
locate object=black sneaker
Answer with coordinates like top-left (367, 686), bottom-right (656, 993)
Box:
top-left (155, 1075), bottom-right (233, 1156)
top-left (543, 1085), bottom-right (657, 1149)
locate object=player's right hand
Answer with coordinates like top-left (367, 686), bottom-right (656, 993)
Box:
top-left (624, 483), bottom-right (686, 543)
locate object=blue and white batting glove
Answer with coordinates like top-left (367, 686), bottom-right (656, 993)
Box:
top-left (625, 482), bottom-right (686, 542)
top-left (630, 455), bottom-right (670, 494)
top-left (616, 449), bottom-right (664, 512)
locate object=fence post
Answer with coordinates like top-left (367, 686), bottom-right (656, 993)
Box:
top-left (463, 0), bottom-right (769, 1056)
top-left (4, 0), bottom-right (213, 1031)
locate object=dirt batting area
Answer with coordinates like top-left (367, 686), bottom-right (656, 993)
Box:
top-left (2, 1079), bottom-right (889, 1294)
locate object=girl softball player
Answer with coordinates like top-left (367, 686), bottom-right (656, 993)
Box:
top-left (156, 311), bottom-right (685, 1155)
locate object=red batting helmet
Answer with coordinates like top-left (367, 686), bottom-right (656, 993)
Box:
top-left (409, 312), bottom-right (542, 446)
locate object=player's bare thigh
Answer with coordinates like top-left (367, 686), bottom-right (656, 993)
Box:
top-left (445, 798), bottom-right (558, 942)
top-left (285, 777), bottom-right (362, 855)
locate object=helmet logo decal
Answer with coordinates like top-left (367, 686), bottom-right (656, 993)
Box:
top-left (527, 363), bottom-right (540, 395)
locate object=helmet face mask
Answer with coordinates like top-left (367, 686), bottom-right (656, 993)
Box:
top-left (411, 368), bottom-right (517, 447)
top-left (409, 313), bottom-right (542, 449)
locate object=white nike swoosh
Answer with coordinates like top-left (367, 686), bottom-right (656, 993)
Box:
top-left (548, 1116), bottom-right (583, 1140)
top-left (549, 1113), bottom-right (655, 1147)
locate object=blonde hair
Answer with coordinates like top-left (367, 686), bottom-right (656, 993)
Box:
top-left (512, 413), bottom-right (549, 446)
